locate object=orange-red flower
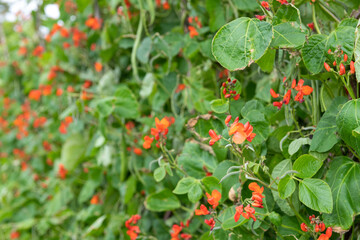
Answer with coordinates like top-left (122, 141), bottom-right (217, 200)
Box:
top-left (90, 194), bottom-right (100, 205)
top-left (273, 101), bottom-right (283, 109)
top-left (209, 129), bottom-right (221, 146)
top-left (58, 164), bottom-right (68, 179)
top-left (318, 227), bottom-right (332, 240)
top-left (270, 88), bottom-right (279, 98)
top-left (170, 224), bottom-right (182, 240)
top-left (18, 46), bottom-right (27, 56)
top-left (204, 218), bottom-right (215, 230)
top-left (234, 205), bottom-right (244, 222)
top-left (206, 189), bottom-right (221, 209)
top-left (32, 45), bottom-right (44, 57)
top-left (29, 89), bottom-right (42, 101)
top-left (163, 1), bottom-right (170, 10)
top-left (125, 215), bottom-right (141, 240)
top-left (228, 121), bottom-right (256, 144)
top-left (175, 84), bottom-right (186, 93)
top-left (307, 23), bottom-right (314, 31)
top-left (277, 0), bottom-right (288, 4)
top-left (188, 26), bottom-right (199, 38)
top-left (43, 141), bottom-right (52, 151)
top-left (249, 182), bottom-right (265, 208)
top-left (282, 89), bottom-right (291, 105)
top-left (85, 17), bottom-right (102, 30)
top-left (143, 136), bottom-right (154, 149)
top-left (339, 63), bottom-right (345, 75)
top-left (133, 147), bottom-right (142, 156)
top-left (242, 204), bottom-right (256, 221)
top-left (94, 62), bottom-right (102, 72)
top-left (10, 231), bottom-right (20, 239)
top-left (350, 61), bottom-right (355, 74)
top-left (324, 62), bottom-right (331, 72)
top-left (56, 88), bottom-right (63, 96)
top-left (63, 42), bottom-right (71, 49)
top-left (300, 223), bottom-right (308, 232)
top-left (261, 1), bottom-right (270, 10)
top-left (294, 79), bottom-right (313, 103)
top-left (195, 204), bottom-right (210, 215)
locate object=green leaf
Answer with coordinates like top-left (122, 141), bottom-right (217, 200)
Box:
top-left (213, 161), bottom-right (239, 201)
top-left (301, 34), bottom-right (328, 74)
top-left (145, 189), bottom-right (181, 212)
top-left (310, 97), bottom-right (347, 152)
top-left (173, 177), bottom-right (196, 194)
top-left (188, 182), bottom-right (203, 203)
top-left (323, 157), bottom-right (360, 229)
top-left (84, 216), bottom-right (106, 236)
top-left (153, 167), bottom-right (166, 182)
top-left (299, 178), bottom-right (333, 213)
top-left (278, 175), bottom-right (296, 199)
top-left (354, 19), bottom-right (360, 82)
top-left (206, 0), bottom-right (226, 32)
top-left (137, 37), bottom-right (152, 64)
top-left (140, 73), bottom-right (155, 98)
top-left (271, 160), bottom-right (295, 216)
top-left (76, 0), bottom-right (91, 12)
top-left (113, 85), bottom-right (140, 119)
top-left (61, 134), bottom-right (86, 171)
top-left (271, 22), bottom-right (306, 48)
top-left (288, 138), bottom-right (311, 156)
top-left (124, 176), bottom-right (137, 204)
top-left (210, 99), bottom-right (229, 113)
top-left (273, 4), bottom-right (301, 25)
top-left (202, 176), bottom-right (222, 196)
top-left (336, 99), bottom-right (360, 156)
top-left (353, 126), bottom-right (360, 138)
top-left (212, 17), bottom-right (273, 71)
top-left (232, 0), bottom-right (259, 11)
top-left (256, 48), bottom-right (275, 73)
top-left (293, 154), bottom-right (322, 178)
top-left (326, 26), bottom-right (355, 64)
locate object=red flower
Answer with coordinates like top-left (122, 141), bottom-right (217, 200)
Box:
top-left (261, 1), bottom-right (270, 10)
top-left (318, 227), bottom-right (332, 240)
top-left (206, 189), bottom-right (221, 209)
top-left (143, 136), bottom-right (153, 148)
top-left (277, 0), bottom-right (288, 4)
top-left (307, 23), bottom-right (314, 31)
top-left (209, 129), bottom-right (221, 146)
top-left (339, 63), bottom-right (346, 75)
top-left (204, 218), bottom-right (215, 230)
top-left (133, 147), bottom-right (142, 155)
top-left (344, 54), bottom-right (348, 62)
top-left (225, 115), bottom-right (232, 125)
top-left (175, 84), bottom-right (186, 93)
top-left (324, 62), bottom-right (331, 72)
top-left (255, 15), bottom-right (266, 21)
top-left (29, 89), bottom-right (42, 101)
top-left (188, 26), bottom-right (199, 38)
top-left (242, 204), bottom-right (256, 221)
top-left (85, 17), bottom-right (102, 30)
top-left (180, 233), bottom-right (192, 240)
top-left (43, 141), bottom-right (52, 151)
top-left (195, 204), bottom-right (210, 215)
top-left (18, 46), bottom-right (27, 56)
top-left (234, 205), bottom-right (244, 222)
top-left (63, 42), bottom-right (71, 49)
top-left (270, 88), bottom-right (279, 98)
top-left (228, 121), bottom-right (256, 144)
top-left (273, 101), bottom-right (283, 109)
top-left (282, 89), bottom-right (291, 105)
top-left (350, 61), bottom-right (355, 74)
top-left (58, 164), bottom-right (68, 179)
top-left (56, 88), bottom-right (63, 96)
top-left (294, 79), bottom-right (313, 102)
top-left (125, 215), bottom-right (141, 240)
top-left (94, 62), bottom-right (103, 72)
top-left (163, 1), bottom-right (170, 10)
top-left (32, 45), bottom-right (44, 57)
top-left (300, 223), bottom-right (308, 232)
top-left (10, 231), bottom-right (20, 239)
top-left (90, 194), bottom-right (100, 205)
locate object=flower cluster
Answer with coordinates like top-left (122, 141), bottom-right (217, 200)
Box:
top-left (188, 16), bottom-right (202, 38)
top-left (234, 182), bottom-right (265, 222)
top-left (156, 0), bottom-right (170, 10)
top-left (271, 78), bottom-right (313, 109)
top-left (195, 189), bottom-right (221, 230)
top-left (58, 163), bottom-right (68, 179)
top-left (208, 116), bottom-right (256, 146)
top-left (125, 215), bottom-right (141, 240)
top-left (47, 66), bottom-right (63, 81)
top-left (221, 78), bottom-right (240, 100)
top-left (59, 116), bottom-right (73, 134)
top-left (85, 16), bottom-right (102, 30)
top-left (324, 49), bottom-right (356, 75)
top-left (90, 194), bottom-right (101, 205)
top-left (300, 215), bottom-right (332, 240)
top-left (143, 116), bottom-right (175, 149)
top-left (170, 221), bottom-right (192, 240)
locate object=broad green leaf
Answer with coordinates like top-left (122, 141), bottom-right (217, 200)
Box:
top-left (137, 37), bottom-right (152, 64)
top-left (299, 178), bottom-right (333, 213)
top-left (278, 175), bottom-right (296, 199)
top-left (256, 48), bottom-right (275, 73)
top-left (353, 126), bottom-right (360, 138)
top-left (271, 22), bottom-right (306, 48)
top-left (271, 159), bottom-right (295, 216)
top-left (61, 134), bottom-right (86, 171)
top-left (188, 182), bottom-right (203, 203)
top-left (232, 0), bottom-right (259, 11)
top-left (355, 19), bottom-right (360, 82)
top-left (114, 86), bottom-right (140, 118)
top-left (293, 154), bottom-right (322, 178)
top-left (177, 143), bottom-right (217, 179)
top-left (84, 215), bottom-right (106, 236)
top-left (153, 167), bottom-right (166, 182)
top-left (212, 17), bottom-right (273, 71)
top-left (336, 99), bottom-right (360, 156)
top-left (213, 161), bottom-right (239, 201)
top-left (140, 73), bottom-right (155, 98)
top-left (323, 157), bottom-right (360, 229)
top-left (173, 177), bottom-right (196, 194)
top-left (288, 138), bottom-right (311, 156)
top-left (210, 99), bottom-right (229, 113)
top-left (310, 97), bottom-right (347, 152)
top-left (301, 34), bottom-right (328, 74)
top-left (202, 176), bottom-right (222, 197)
top-left (124, 176), bottom-right (137, 204)
top-left (326, 26), bottom-right (355, 64)
top-left (76, 0), bottom-right (91, 12)
top-left (97, 145), bottom-right (113, 167)
top-left (145, 189), bottom-right (180, 212)
top-left (273, 4), bottom-right (301, 25)
top-left (268, 212), bottom-right (282, 226)
top-left (206, 0), bottom-right (226, 32)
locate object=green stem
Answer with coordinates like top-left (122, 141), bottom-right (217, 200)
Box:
top-left (287, 198), bottom-right (306, 224)
top-left (340, 76), bottom-right (356, 99)
top-left (318, 1), bottom-right (340, 23)
top-left (131, 7), bottom-right (143, 83)
top-left (312, 4), bottom-right (321, 34)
